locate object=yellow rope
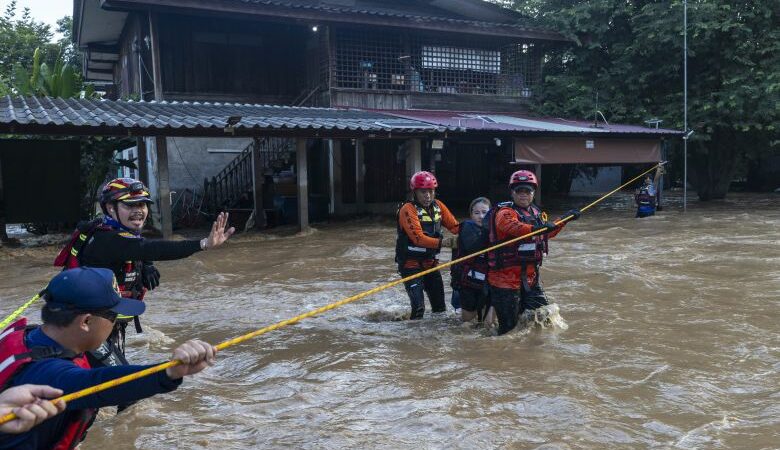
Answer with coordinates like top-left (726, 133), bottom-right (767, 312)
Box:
top-left (0, 162), bottom-right (664, 426)
top-left (0, 294), bottom-right (41, 329)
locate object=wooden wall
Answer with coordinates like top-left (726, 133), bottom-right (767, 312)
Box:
top-left (157, 14), bottom-right (311, 104)
top-left (364, 140), bottom-right (407, 203)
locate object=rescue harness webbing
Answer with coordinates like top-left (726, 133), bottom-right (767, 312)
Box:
top-left (0, 162), bottom-right (665, 427)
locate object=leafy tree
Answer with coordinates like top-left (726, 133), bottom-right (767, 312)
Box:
top-left (13, 47), bottom-right (79, 97)
top-left (0, 1), bottom-right (55, 82)
top-left (501, 0), bottom-right (779, 199)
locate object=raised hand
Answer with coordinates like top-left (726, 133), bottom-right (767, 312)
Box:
top-left (203, 212), bottom-right (236, 250)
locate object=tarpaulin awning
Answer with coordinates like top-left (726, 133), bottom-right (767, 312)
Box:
top-left (514, 137), bottom-right (662, 165)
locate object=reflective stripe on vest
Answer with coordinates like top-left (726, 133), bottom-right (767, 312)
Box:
top-left (0, 319), bottom-right (97, 450)
top-left (395, 201), bottom-right (443, 263)
top-left (488, 202), bottom-right (547, 269)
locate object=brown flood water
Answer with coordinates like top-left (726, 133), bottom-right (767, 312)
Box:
top-left (1, 192), bottom-right (779, 449)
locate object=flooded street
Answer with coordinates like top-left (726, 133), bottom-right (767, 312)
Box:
top-left (1, 192), bottom-right (779, 449)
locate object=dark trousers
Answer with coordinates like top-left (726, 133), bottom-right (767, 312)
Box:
top-left (490, 275), bottom-right (549, 335)
top-left (400, 267), bottom-right (446, 319)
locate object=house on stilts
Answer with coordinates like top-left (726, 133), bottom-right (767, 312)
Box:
top-left (0, 0), bottom-right (680, 236)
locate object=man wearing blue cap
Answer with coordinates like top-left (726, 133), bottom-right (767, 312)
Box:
top-left (0, 267), bottom-right (217, 450)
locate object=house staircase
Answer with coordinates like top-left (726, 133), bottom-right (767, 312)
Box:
top-left (202, 137), bottom-right (295, 225)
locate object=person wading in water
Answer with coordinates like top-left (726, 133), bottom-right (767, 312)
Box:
top-left (0, 267), bottom-right (216, 450)
top-left (395, 171), bottom-right (460, 319)
top-left (450, 197), bottom-right (493, 325)
top-left (52, 178), bottom-right (232, 403)
top-left (485, 170), bottom-right (580, 335)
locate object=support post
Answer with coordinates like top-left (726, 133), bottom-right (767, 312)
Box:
top-left (155, 136), bottom-right (173, 238)
top-left (355, 139), bottom-right (365, 212)
top-left (296, 138), bottom-right (309, 231)
top-left (251, 138), bottom-right (267, 229)
top-left (534, 163), bottom-right (542, 205)
top-left (329, 139), bottom-right (343, 216)
top-left (136, 137), bottom-right (149, 184)
top-left (406, 138), bottom-right (422, 178)
top-left (148, 12), bottom-right (164, 101)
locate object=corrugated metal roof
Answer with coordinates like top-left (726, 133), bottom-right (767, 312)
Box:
top-left (379, 109), bottom-right (682, 136)
top-left (0, 96), bottom-right (451, 137)
top-left (100, 0), bottom-right (566, 40)
top-left (239, 0), bottom-right (543, 31)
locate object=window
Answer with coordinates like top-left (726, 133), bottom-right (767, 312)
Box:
top-left (332, 28), bottom-right (542, 97)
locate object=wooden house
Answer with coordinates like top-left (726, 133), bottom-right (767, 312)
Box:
top-left (72, 0), bottom-right (678, 230)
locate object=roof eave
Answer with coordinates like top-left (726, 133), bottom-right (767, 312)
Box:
top-left (100, 0), bottom-right (569, 42)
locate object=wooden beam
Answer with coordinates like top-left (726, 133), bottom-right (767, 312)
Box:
top-left (330, 139), bottom-right (343, 215)
top-left (296, 138), bottom-right (309, 231)
top-left (148, 12), bottom-right (164, 100)
top-left (355, 138), bottom-right (365, 211)
top-left (136, 137), bottom-right (149, 184)
top-left (155, 136), bottom-right (173, 238)
top-left (406, 138), bottom-right (422, 178)
top-left (534, 163), bottom-right (542, 205)
top-left (251, 138), bottom-right (267, 229)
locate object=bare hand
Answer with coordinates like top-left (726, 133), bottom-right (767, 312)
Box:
top-left (203, 212), bottom-right (235, 250)
top-left (165, 339), bottom-right (217, 379)
top-left (0, 385), bottom-right (66, 434)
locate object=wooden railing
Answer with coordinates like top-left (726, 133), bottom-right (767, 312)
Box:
top-left (202, 137), bottom-right (293, 216)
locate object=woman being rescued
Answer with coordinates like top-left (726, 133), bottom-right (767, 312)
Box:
top-left (395, 171), bottom-right (460, 320)
top-left (450, 197), bottom-right (495, 326)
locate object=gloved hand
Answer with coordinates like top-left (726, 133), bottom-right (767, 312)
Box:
top-left (532, 221), bottom-right (558, 234)
top-left (564, 209), bottom-right (582, 221)
top-left (141, 263), bottom-right (160, 290)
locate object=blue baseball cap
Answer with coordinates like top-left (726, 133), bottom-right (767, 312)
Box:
top-left (45, 267), bottom-right (146, 317)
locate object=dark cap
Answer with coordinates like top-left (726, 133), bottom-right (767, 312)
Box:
top-left (45, 267), bottom-right (146, 317)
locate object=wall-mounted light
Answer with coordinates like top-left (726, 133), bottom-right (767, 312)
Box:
top-left (494, 137), bottom-right (502, 147)
top-left (311, 25), bottom-right (319, 32)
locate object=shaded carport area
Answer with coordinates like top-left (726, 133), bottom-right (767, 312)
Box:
top-left (0, 95), bottom-right (454, 238)
top-left (378, 109), bottom-right (681, 208)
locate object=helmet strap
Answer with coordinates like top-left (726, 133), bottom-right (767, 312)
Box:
top-left (103, 204), bottom-right (141, 235)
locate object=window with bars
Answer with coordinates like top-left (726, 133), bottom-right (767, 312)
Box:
top-left (332, 29), bottom-right (542, 97)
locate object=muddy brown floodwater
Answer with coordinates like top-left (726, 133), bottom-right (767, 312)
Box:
top-left (1, 192), bottom-right (778, 449)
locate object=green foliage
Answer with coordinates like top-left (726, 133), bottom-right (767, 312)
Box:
top-left (0, 1), bottom-right (56, 84)
top-left (501, 0), bottom-right (779, 199)
top-left (12, 47), bottom-right (81, 97)
top-left (80, 136), bottom-right (137, 218)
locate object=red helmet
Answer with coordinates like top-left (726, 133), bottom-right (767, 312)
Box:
top-left (100, 178), bottom-right (153, 207)
top-left (509, 170), bottom-right (538, 189)
top-left (410, 171), bottom-right (438, 190)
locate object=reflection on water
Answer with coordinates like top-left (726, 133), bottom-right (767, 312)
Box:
top-left (1, 192), bottom-right (779, 449)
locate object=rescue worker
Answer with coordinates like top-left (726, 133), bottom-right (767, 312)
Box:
top-left (0, 267), bottom-right (216, 449)
top-left (486, 170), bottom-right (580, 335)
top-left (451, 197), bottom-right (493, 324)
top-left (396, 171), bottom-right (460, 319)
top-left (0, 385), bottom-right (65, 435)
top-left (635, 167), bottom-right (663, 218)
top-left (53, 177), bottom-right (233, 372)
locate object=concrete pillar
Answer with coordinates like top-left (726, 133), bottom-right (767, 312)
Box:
top-left (355, 139), bottom-right (365, 211)
top-left (405, 138), bottom-right (422, 178)
top-left (155, 136), bottom-right (173, 238)
top-left (251, 138), bottom-right (267, 229)
top-left (296, 138), bottom-right (309, 231)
